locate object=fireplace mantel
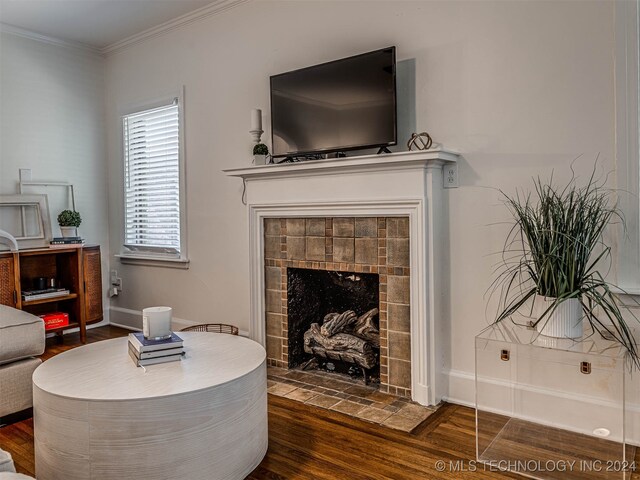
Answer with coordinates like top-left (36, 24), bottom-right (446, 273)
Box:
top-left (224, 149), bottom-right (459, 406)
top-left (223, 149), bottom-right (458, 181)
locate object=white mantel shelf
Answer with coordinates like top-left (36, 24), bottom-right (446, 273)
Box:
top-left (223, 149), bottom-right (458, 180)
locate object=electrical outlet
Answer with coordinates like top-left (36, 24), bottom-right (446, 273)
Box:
top-left (110, 270), bottom-right (123, 293)
top-left (444, 163), bottom-right (458, 188)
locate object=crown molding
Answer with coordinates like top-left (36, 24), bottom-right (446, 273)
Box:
top-left (0, 0), bottom-right (250, 58)
top-left (0, 22), bottom-right (103, 56)
top-left (102, 0), bottom-right (251, 56)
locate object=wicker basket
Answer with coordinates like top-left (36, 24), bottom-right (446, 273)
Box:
top-left (180, 323), bottom-right (239, 335)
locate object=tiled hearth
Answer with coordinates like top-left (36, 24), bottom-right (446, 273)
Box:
top-left (264, 216), bottom-right (411, 396)
top-left (267, 367), bottom-right (438, 432)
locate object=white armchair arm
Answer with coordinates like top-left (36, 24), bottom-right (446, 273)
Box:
top-left (0, 229), bottom-right (18, 252)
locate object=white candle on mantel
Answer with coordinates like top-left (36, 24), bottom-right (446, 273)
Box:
top-left (251, 109), bottom-right (262, 131)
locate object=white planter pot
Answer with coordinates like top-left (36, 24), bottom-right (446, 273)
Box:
top-left (60, 226), bottom-right (77, 238)
top-left (253, 154), bottom-right (267, 165)
top-left (534, 295), bottom-right (583, 339)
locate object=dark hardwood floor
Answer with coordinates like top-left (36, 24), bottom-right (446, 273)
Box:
top-left (39, 325), bottom-right (130, 361)
top-left (1, 326), bottom-right (636, 479)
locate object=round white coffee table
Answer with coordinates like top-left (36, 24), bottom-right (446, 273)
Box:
top-left (32, 332), bottom-right (267, 480)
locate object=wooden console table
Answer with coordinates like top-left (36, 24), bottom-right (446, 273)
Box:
top-left (0, 245), bottom-right (102, 343)
top-left (33, 332), bottom-right (268, 480)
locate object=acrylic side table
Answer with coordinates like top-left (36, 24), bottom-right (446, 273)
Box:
top-left (476, 321), bottom-right (638, 480)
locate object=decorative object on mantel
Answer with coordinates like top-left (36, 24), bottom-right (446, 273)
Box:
top-left (253, 143), bottom-right (269, 166)
top-left (407, 132), bottom-right (433, 151)
top-left (491, 167), bottom-right (640, 366)
top-left (57, 209), bottom-right (81, 238)
top-left (250, 109), bottom-right (272, 165)
top-left (250, 108), bottom-right (263, 143)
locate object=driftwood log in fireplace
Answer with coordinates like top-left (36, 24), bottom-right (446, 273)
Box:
top-left (303, 308), bottom-right (380, 383)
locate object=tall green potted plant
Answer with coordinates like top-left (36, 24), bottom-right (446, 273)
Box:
top-left (57, 210), bottom-right (82, 238)
top-left (492, 171), bottom-right (639, 364)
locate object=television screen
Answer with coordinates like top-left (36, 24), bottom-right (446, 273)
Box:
top-left (270, 46), bottom-right (396, 158)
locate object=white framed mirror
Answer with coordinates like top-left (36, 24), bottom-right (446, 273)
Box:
top-left (0, 194), bottom-right (52, 250)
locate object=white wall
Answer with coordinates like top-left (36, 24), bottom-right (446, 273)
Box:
top-left (104, 0), bottom-right (617, 404)
top-left (0, 32), bottom-right (110, 324)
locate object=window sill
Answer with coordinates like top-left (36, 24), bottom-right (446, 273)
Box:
top-left (115, 254), bottom-right (190, 269)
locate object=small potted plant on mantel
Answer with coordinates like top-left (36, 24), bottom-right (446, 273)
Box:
top-left (253, 143), bottom-right (269, 165)
top-left (57, 210), bottom-right (82, 238)
top-left (491, 169), bottom-right (640, 366)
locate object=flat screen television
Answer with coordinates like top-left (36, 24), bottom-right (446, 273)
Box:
top-left (270, 46), bottom-right (397, 158)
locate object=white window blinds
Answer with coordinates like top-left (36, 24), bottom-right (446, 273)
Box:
top-left (123, 100), bottom-right (181, 256)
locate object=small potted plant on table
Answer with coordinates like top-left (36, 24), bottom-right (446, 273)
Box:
top-left (253, 143), bottom-right (269, 165)
top-left (57, 210), bottom-right (82, 238)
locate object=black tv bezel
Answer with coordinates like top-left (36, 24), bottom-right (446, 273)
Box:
top-left (269, 46), bottom-right (397, 159)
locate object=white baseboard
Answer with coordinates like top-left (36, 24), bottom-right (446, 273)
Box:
top-left (442, 368), bottom-right (640, 445)
top-left (441, 368), bottom-right (476, 408)
top-left (108, 306), bottom-right (249, 337)
top-left (108, 321), bottom-right (141, 332)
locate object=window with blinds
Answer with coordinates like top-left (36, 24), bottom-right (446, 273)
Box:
top-left (123, 100), bottom-right (182, 257)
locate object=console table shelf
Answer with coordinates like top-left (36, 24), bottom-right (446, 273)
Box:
top-left (22, 293), bottom-right (79, 307)
top-left (0, 245), bottom-right (103, 343)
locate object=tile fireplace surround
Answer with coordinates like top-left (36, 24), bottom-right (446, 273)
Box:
top-left (264, 216), bottom-right (411, 396)
top-left (224, 149), bottom-right (459, 406)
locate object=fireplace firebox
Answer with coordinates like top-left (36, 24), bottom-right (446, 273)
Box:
top-left (287, 268), bottom-right (380, 381)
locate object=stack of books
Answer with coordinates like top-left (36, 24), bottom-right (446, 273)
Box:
top-left (22, 288), bottom-right (70, 301)
top-left (128, 332), bottom-right (184, 367)
top-left (50, 237), bottom-right (85, 248)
